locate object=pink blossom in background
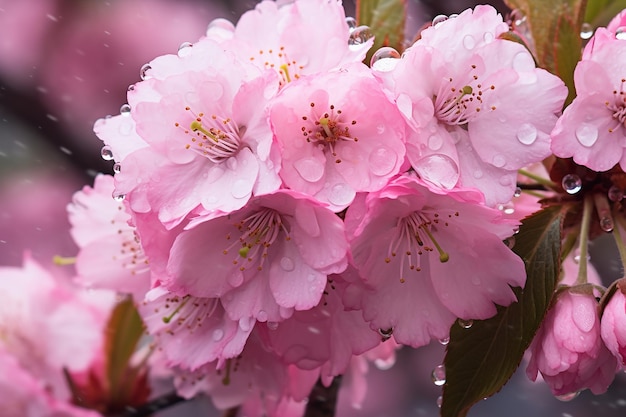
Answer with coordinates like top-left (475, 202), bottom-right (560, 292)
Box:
top-left (38, 0), bottom-right (225, 154)
top-left (526, 289), bottom-right (620, 396)
top-left (270, 64), bottom-right (406, 212)
top-left (378, 5), bottom-right (567, 205)
top-left (68, 174), bottom-right (150, 296)
top-left (600, 281), bottom-right (626, 367)
top-left (551, 23), bottom-right (626, 172)
top-left (206, 0), bottom-right (373, 86)
top-left (163, 190), bottom-right (349, 324)
top-left (344, 174), bottom-right (525, 347)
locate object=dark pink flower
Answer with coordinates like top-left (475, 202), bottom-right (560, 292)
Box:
top-left (526, 288), bottom-right (620, 396)
top-left (600, 281), bottom-right (626, 366)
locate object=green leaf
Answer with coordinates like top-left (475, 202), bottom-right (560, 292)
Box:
top-left (585, 0), bottom-right (626, 28)
top-left (441, 205), bottom-right (567, 417)
top-left (104, 296), bottom-right (144, 404)
top-left (504, 0), bottom-right (587, 106)
top-left (356, 0), bottom-right (406, 64)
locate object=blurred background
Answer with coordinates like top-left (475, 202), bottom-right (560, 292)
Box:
top-left (1, 0), bottom-right (625, 416)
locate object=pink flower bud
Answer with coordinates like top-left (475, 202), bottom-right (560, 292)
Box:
top-left (526, 289), bottom-right (619, 396)
top-left (600, 282), bottom-right (626, 366)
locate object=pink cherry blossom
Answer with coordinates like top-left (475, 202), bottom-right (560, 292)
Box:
top-left (206, 0), bottom-right (372, 86)
top-left (98, 38), bottom-right (282, 228)
top-left (551, 27), bottom-right (626, 171)
top-left (68, 174), bottom-right (150, 296)
top-left (378, 5), bottom-right (567, 205)
top-left (600, 280), bottom-right (626, 366)
top-left (259, 276), bottom-right (380, 377)
top-left (526, 288), bottom-right (619, 396)
top-left (163, 190), bottom-right (349, 324)
top-left (139, 285), bottom-right (252, 371)
top-left (0, 347), bottom-right (102, 417)
top-left (344, 174), bottom-right (525, 347)
top-left (270, 64), bottom-right (407, 211)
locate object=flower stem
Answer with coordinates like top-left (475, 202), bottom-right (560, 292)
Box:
top-left (517, 169), bottom-right (557, 189)
top-left (576, 194), bottom-right (593, 285)
top-left (611, 216), bottom-right (626, 276)
top-left (304, 376), bottom-right (342, 417)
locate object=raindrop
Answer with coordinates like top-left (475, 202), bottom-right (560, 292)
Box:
top-left (556, 391), bottom-right (580, 402)
top-left (257, 310), bottom-right (268, 322)
top-left (348, 26), bottom-right (374, 47)
top-left (608, 185), bottom-right (623, 201)
top-left (113, 163), bottom-right (121, 174)
top-left (206, 18), bottom-right (235, 36)
top-left (280, 257), bottom-right (295, 272)
top-left (100, 145), bottom-right (114, 161)
top-left (600, 216), bottom-right (614, 232)
top-left (177, 41), bottom-right (193, 57)
top-left (438, 336), bottom-right (450, 346)
top-left (328, 183), bottom-right (355, 207)
top-left (428, 134), bottom-right (444, 151)
top-left (504, 236), bottom-right (516, 249)
top-left (575, 123), bottom-right (598, 147)
top-left (120, 103), bottom-right (131, 115)
top-left (345, 16), bottom-right (357, 31)
top-left (294, 157), bottom-right (325, 183)
top-left (267, 321), bottom-right (279, 330)
top-left (370, 46), bottom-right (400, 67)
top-left (562, 174), bottom-right (582, 194)
top-left (432, 14), bottom-right (448, 26)
top-left (238, 317), bottom-right (254, 332)
top-left (231, 179), bottom-right (250, 199)
top-left (368, 146), bottom-right (397, 176)
top-left (458, 318), bottom-right (473, 329)
top-left (414, 154), bottom-right (460, 189)
top-left (112, 192), bottom-right (125, 202)
top-left (462, 34), bottom-right (476, 50)
top-left (139, 63), bottom-right (152, 81)
top-left (374, 356), bottom-right (396, 370)
top-left (378, 328), bottom-right (393, 341)
top-left (212, 329), bottom-right (224, 341)
top-left (227, 273), bottom-right (244, 287)
top-left (616, 26), bottom-right (626, 40)
top-left (492, 154), bottom-right (506, 168)
top-left (226, 157), bottom-right (238, 171)
top-left (510, 9), bottom-right (526, 27)
top-left (580, 23), bottom-right (594, 40)
top-left (436, 396), bottom-right (443, 408)
top-left (516, 123), bottom-right (537, 145)
top-left (514, 187), bottom-right (522, 197)
top-left (127, 84), bottom-right (135, 92)
top-left (498, 202), bottom-right (515, 215)
top-left (431, 365), bottom-right (446, 386)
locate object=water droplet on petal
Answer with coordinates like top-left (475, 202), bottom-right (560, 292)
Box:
top-left (328, 183), bottom-right (355, 207)
top-left (231, 179), bottom-right (250, 199)
top-left (473, 169), bottom-right (484, 179)
top-left (516, 123), bottom-right (537, 145)
top-left (616, 26), bottom-right (626, 40)
top-left (267, 321), bottom-right (279, 330)
top-left (492, 154), bottom-right (506, 168)
top-left (562, 174), bottom-right (582, 194)
top-left (575, 123), bottom-right (598, 147)
top-left (378, 328), bottom-right (393, 341)
top-left (428, 134), bottom-right (444, 151)
top-left (345, 16), bottom-right (357, 31)
top-left (514, 187), bottom-right (522, 197)
top-left (348, 26), bottom-right (373, 47)
top-left (227, 273), bottom-right (244, 287)
top-left (212, 329), bottom-right (224, 341)
top-left (462, 34), bottom-right (475, 50)
top-left (257, 310), bottom-right (268, 322)
top-left (139, 63), bottom-right (152, 81)
top-left (458, 318), bottom-right (473, 329)
top-left (112, 191), bottom-right (125, 202)
top-left (556, 391), bottom-right (580, 402)
top-left (414, 154), bottom-right (459, 189)
top-left (120, 104), bottom-right (131, 115)
top-left (498, 201), bottom-right (515, 215)
top-left (580, 23), bottom-right (594, 40)
top-left (206, 18), bottom-right (235, 36)
top-left (512, 51), bottom-right (534, 72)
top-left (369, 146), bottom-right (397, 176)
top-left (431, 365), bottom-right (446, 386)
top-left (101, 145), bottom-right (114, 161)
top-left (294, 157), bottom-right (325, 183)
top-left (113, 163), bottom-right (121, 174)
top-left (226, 157), bottom-right (238, 171)
top-left (280, 257), bottom-right (295, 272)
top-left (370, 46), bottom-right (400, 67)
top-left (238, 317), bottom-right (254, 332)
top-left (438, 336), bottom-right (450, 346)
top-left (483, 31), bottom-right (494, 43)
top-left (436, 396), bottom-right (443, 408)
top-left (177, 41), bottom-right (193, 57)
top-left (432, 14), bottom-right (448, 26)
top-left (504, 236), bottom-right (516, 249)
top-left (127, 84), bottom-right (135, 92)
top-left (374, 356), bottom-right (396, 370)
top-left (608, 185), bottom-right (623, 201)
